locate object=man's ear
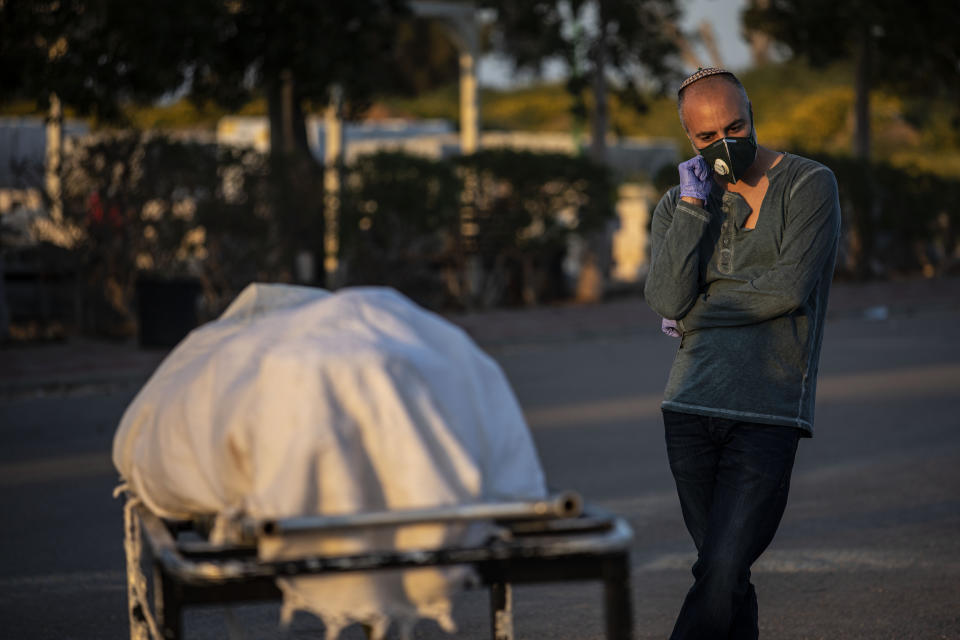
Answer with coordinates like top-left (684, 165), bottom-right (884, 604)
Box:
top-left (748, 101), bottom-right (758, 139)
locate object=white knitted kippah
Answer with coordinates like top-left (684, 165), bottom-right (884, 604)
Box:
top-left (678, 67), bottom-right (738, 95)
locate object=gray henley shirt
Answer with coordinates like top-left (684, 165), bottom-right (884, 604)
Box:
top-left (644, 153), bottom-right (841, 435)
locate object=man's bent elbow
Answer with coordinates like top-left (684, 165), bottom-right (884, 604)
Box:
top-left (644, 280), bottom-right (694, 320)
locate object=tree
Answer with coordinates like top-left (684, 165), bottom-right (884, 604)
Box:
top-left (482, 0), bottom-right (683, 162)
top-left (743, 0), bottom-right (960, 161)
top-left (1, 0), bottom-right (411, 286)
top-left (744, 1), bottom-right (960, 277)
top-left (1, 0), bottom-right (409, 155)
top-left (0, 0), bottom-right (198, 120)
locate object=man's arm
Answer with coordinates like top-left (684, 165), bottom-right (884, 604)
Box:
top-left (644, 189), bottom-right (713, 320)
top-left (678, 166), bottom-right (841, 332)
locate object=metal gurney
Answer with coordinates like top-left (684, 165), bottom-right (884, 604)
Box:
top-left (120, 491), bottom-right (635, 640)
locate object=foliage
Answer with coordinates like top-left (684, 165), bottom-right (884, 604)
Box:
top-left (386, 17), bottom-right (462, 96)
top-left (481, 85), bottom-right (578, 133)
top-left (743, 1), bottom-right (960, 106)
top-left (756, 88), bottom-right (920, 159)
top-left (743, 0), bottom-right (960, 161)
top-left (181, 0), bottom-right (408, 123)
top-left (122, 100), bottom-right (231, 132)
top-left (339, 149), bottom-right (615, 309)
top-left (455, 148), bottom-right (615, 306)
top-left (340, 152), bottom-right (463, 308)
top-left (58, 133), bottom-right (319, 334)
top-left (1, 1), bottom-right (417, 311)
top-left (483, 0), bottom-right (682, 102)
top-left (59, 133), bottom-right (218, 333)
top-left (806, 153), bottom-right (960, 278)
top-left (481, 0), bottom-right (683, 157)
top-left (0, 0), bottom-right (196, 119)
top-left (1, 0), bottom-right (410, 159)
top-left (384, 83), bottom-right (578, 133)
top-left (195, 148), bottom-right (295, 303)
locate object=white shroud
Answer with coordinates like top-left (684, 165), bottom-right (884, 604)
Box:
top-left (112, 283), bottom-right (546, 638)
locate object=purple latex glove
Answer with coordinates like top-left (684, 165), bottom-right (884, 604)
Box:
top-left (661, 318), bottom-right (681, 338)
top-left (678, 155), bottom-right (712, 202)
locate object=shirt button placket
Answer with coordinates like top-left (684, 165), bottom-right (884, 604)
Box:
top-left (718, 213), bottom-right (734, 273)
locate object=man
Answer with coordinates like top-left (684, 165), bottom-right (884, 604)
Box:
top-left (644, 67), bottom-right (841, 639)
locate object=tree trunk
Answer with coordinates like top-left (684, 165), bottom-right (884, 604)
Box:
top-left (266, 71), bottom-right (312, 161)
top-left (746, 0), bottom-right (772, 66)
top-left (589, 0), bottom-right (609, 163)
top-left (698, 21), bottom-right (725, 68)
top-left (265, 71), bottom-right (324, 285)
top-left (854, 25), bottom-right (872, 160)
top-left (852, 24), bottom-right (875, 277)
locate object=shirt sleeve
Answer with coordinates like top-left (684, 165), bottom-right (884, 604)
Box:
top-left (677, 166), bottom-right (841, 332)
top-left (644, 188), bottom-right (714, 321)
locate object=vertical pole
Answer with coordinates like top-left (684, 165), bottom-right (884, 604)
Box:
top-left (454, 14), bottom-right (482, 305)
top-left (602, 553), bottom-right (634, 640)
top-left (490, 582), bottom-right (514, 640)
top-left (323, 86), bottom-right (344, 286)
top-left (280, 70), bottom-right (296, 155)
top-left (45, 92), bottom-right (63, 224)
top-left (458, 44), bottom-right (478, 155)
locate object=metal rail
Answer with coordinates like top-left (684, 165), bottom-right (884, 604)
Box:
top-left (126, 493), bottom-right (634, 640)
top-left (242, 492), bottom-right (583, 538)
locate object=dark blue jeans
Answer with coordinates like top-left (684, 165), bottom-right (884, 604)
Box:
top-left (663, 410), bottom-right (801, 640)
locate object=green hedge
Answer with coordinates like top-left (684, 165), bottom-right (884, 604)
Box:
top-left (805, 152), bottom-right (960, 278)
top-left (340, 149), bottom-right (615, 309)
top-left (60, 132), bottom-right (307, 334)
top-left (340, 152), bottom-right (462, 308)
top-left (61, 137), bottom-right (616, 335)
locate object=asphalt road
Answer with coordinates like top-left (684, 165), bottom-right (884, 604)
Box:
top-left (1, 302), bottom-right (958, 639)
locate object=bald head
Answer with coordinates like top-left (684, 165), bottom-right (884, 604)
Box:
top-left (678, 73), bottom-right (750, 135)
top-left (678, 74), bottom-right (753, 150)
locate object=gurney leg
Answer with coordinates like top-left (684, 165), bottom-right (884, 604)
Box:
top-left (602, 553), bottom-right (633, 640)
top-left (154, 565), bottom-right (184, 640)
top-left (490, 582), bottom-right (514, 640)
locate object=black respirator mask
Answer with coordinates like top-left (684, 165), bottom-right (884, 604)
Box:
top-left (695, 115), bottom-right (758, 184)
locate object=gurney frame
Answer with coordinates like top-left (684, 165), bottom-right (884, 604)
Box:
top-left (122, 493), bottom-right (635, 640)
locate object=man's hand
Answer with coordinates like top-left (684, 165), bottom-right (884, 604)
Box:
top-left (661, 317), bottom-right (681, 338)
top-left (678, 156), bottom-right (712, 206)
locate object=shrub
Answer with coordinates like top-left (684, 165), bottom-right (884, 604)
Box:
top-left (339, 152), bottom-right (462, 309)
top-left (338, 149), bottom-right (616, 309)
top-left (455, 149), bottom-right (615, 307)
top-left (807, 152), bottom-right (960, 277)
top-left (60, 132), bottom-right (318, 335)
top-left (61, 132), bottom-right (220, 334)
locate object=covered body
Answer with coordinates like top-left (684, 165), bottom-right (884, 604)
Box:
top-left (113, 283), bottom-right (546, 638)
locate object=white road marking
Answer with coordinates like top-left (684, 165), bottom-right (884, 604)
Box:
top-left (0, 570), bottom-right (126, 591)
top-left (0, 452), bottom-right (116, 486)
top-left (636, 548), bottom-right (923, 573)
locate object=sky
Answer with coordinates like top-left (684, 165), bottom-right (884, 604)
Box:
top-left (477, 0), bottom-right (753, 88)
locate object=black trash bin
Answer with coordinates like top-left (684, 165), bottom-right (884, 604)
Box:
top-left (136, 277), bottom-right (202, 348)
